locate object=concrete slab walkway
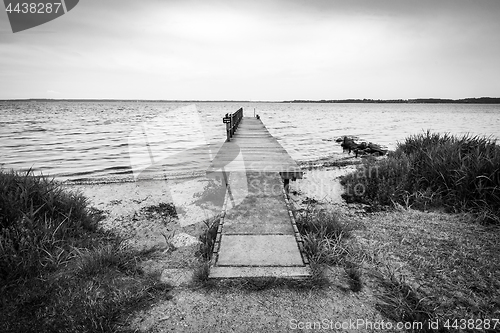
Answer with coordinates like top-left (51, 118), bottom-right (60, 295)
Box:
top-left (209, 172), bottom-right (310, 279)
top-left (207, 116), bottom-right (310, 279)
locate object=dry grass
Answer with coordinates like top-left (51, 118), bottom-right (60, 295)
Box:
top-left (1, 235), bottom-right (173, 333)
top-left (350, 207), bottom-right (500, 331)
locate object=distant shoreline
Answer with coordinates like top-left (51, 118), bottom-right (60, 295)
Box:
top-left (283, 97), bottom-right (500, 104)
top-left (1, 97), bottom-right (500, 104)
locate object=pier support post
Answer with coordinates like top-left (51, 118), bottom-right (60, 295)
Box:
top-left (224, 113), bottom-right (231, 141)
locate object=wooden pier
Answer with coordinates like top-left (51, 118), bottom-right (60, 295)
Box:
top-left (207, 108), bottom-right (310, 279)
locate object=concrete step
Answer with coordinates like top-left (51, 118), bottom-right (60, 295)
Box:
top-left (216, 235), bottom-right (304, 266)
top-left (209, 266), bottom-right (311, 279)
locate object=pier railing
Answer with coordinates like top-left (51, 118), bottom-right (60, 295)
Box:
top-left (223, 108), bottom-right (243, 141)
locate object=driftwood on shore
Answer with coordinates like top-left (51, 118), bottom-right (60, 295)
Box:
top-left (336, 136), bottom-right (388, 157)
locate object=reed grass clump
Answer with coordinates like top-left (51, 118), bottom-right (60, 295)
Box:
top-left (0, 168), bottom-right (97, 281)
top-left (0, 169), bottom-right (171, 332)
top-left (341, 131), bottom-right (500, 224)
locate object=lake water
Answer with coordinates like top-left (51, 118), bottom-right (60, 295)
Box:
top-left (1, 101), bottom-right (499, 182)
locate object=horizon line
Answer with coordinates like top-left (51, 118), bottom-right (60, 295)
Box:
top-left (1, 96), bottom-right (500, 103)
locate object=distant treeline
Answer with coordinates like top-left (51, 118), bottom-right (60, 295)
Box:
top-left (283, 97), bottom-right (500, 104)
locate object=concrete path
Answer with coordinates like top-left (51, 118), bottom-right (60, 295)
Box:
top-left (210, 172), bottom-right (310, 278)
top-left (207, 116), bottom-right (310, 279)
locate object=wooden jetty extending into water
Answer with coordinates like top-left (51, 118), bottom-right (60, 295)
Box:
top-left (206, 108), bottom-right (311, 279)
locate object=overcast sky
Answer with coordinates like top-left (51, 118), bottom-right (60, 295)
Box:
top-left (1, 0), bottom-right (499, 100)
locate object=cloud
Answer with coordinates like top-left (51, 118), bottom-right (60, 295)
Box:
top-left (0, 0), bottom-right (499, 99)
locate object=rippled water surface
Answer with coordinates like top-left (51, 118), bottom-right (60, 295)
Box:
top-left (1, 101), bottom-right (499, 181)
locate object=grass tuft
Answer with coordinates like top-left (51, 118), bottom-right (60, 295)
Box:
top-left (75, 242), bottom-right (140, 278)
top-left (294, 205), bottom-right (363, 290)
top-left (296, 207), bottom-right (352, 266)
top-left (192, 261), bottom-right (211, 283)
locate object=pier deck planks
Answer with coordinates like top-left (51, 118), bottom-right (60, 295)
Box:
top-left (207, 117), bottom-right (303, 180)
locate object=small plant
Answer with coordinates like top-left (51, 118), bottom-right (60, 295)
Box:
top-left (192, 216), bottom-right (220, 284)
top-left (196, 216), bottom-right (220, 261)
top-left (141, 202), bottom-right (178, 226)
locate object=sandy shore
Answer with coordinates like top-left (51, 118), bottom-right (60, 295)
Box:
top-left (68, 176), bottom-right (226, 251)
top-left (66, 155), bottom-right (359, 252)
